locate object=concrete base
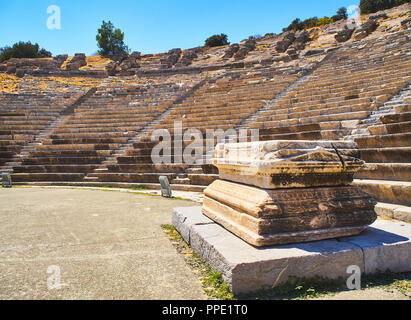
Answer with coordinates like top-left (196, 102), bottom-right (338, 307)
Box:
top-left (172, 207), bottom-right (411, 294)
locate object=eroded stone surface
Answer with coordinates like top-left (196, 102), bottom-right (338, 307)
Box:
top-left (213, 140), bottom-right (364, 189)
top-left (174, 207), bottom-right (411, 294)
top-left (203, 180), bottom-right (377, 246)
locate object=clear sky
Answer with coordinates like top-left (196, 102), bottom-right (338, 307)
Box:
top-left (0, 0), bottom-right (359, 56)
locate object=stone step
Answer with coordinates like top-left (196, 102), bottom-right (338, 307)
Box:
top-left (374, 202), bottom-right (411, 223)
top-left (28, 150), bottom-right (112, 157)
top-left (171, 178), bottom-right (191, 185)
top-left (11, 173), bottom-right (86, 182)
top-left (380, 112), bottom-right (411, 124)
top-left (360, 147), bottom-right (411, 163)
top-left (353, 179), bottom-right (411, 207)
top-left (355, 163), bottom-right (411, 182)
top-left (41, 137), bottom-right (129, 145)
top-left (89, 172), bottom-right (178, 183)
top-left (355, 132), bottom-right (411, 148)
top-left (187, 174), bottom-right (219, 186)
top-left (9, 181), bottom-right (207, 192)
top-left (105, 163), bottom-right (189, 173)
top-left (22, 157), bottom-right (106, 165)
top-left (13, 164), bottom-right (99, 174)
top-left (368, 121), bottom-right (411, 135)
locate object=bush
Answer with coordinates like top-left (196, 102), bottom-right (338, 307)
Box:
top-left (0, 42), bottom-right (52, 63)
top-left (317, 17), bottom-right (334, 26)
top-left (283, 18), bottom-right (304, 32)
top-left (96, 20), bottom-right (129, 56)
top-left (333, 7), bottom-right (348, 21)
top-left (360, 0), bottom-right (410, 14)
top-left (204, 34), bottom-right (229, 47)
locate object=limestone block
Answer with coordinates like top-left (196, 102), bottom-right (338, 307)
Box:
top-left (213, 140), bottom-right (364, 189)
top-left (203, 180), bottom-right (377, 247)
top-left (173, 207), bottom-right (367, 294)
top-left (172, 207), bottom-right (214, 243)
top-left (343, 219), bottom-right (411, 274)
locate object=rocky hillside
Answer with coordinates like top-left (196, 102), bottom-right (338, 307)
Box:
top-left (0, 4), bottom-right (410, 83)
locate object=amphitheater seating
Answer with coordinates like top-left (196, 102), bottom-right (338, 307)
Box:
top-left (354, 100), bottom-right (411, 204)
top-left (244, 31), bottom-right (411, 141)
top-left (0, 25), bottom-right (410, 222)
top-left (90, 65), bottom-right (325, 187)
top-left (0, 90), bottom-right (85, 170)
top-left (11, 75), bottom-right (206, 184)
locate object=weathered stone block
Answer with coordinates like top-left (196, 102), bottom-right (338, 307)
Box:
top-left (204, 140), bottom-right (377, 247)
top-left (335, 28), bottom-right (354, 42)
top-left (173, 207), bottom-right (375, 294)
top-left (203, 180), bottom-right (377, 246)
top-left (213, 140), bottom-right (364, 189)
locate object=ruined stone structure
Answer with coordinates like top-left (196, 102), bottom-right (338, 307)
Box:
top-left (203, 140), bottom-right (377, 246)
top-left (1, 4), bottom-right (410, 223)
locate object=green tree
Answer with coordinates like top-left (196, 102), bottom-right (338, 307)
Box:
top-left (394, 0), bottom-right (411, 5)
top-left (96, 20), bottom-right (129, 56)
top-left (359, 0), bottom-right (400, 13)
top-left (0, 41), bottom-right (52, 63)
top-left (301, 17), bottom-right (319, 29)
top-left (204, 34), bottom-right (229, 47)
top-left (283, 18), bottom-right (303, 32)
top-left (336, 7), bottom-right (348, 20)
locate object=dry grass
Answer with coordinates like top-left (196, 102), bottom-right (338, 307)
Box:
top-left (29, 76), bottom-right (103, 92)
top-left (0, 73), bottom-right (21, 93)
top-left (80, 56), bottom-right (113, 71)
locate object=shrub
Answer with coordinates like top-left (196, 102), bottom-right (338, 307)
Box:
top-left (204, 34), bottom-right (229, 47)
top-left (360, 0), bottom-right (410, 14)
top-left (0, 42), bottom-right (52, 63)
top-left (336, 7), bottom-right (348, 20)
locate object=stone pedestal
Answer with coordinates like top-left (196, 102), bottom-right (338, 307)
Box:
top-left (203, 140), bottom-right (377, 247)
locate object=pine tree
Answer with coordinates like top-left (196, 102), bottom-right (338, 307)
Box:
top-left (96, 20), bottom-right (129, 56)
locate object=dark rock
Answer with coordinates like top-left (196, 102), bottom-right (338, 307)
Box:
top-left (130, 51), bottom-right (141, 60)
top-left (53, 54), bottom-right (68, 68)
top-left (304, 49), bottom-right (325, 56)
top-left (275, 32), bottom-right (296, 53)
top-left (66, 53), bottom-right (87, 70)
top-left (6, 66), bottom-right (16, 74)
top-left (353, 19), bottom-right (378, 40)
top-left (369, 13), bottom-right (388, 20)
top-left (275, 41), bottom-right (290, 53)
top-left (223, 44), bottom-right (240, 59)
top-left (233, 47), bottom-right (250, 61)
top-left (335, 28), bottom-right (354, 42)
top-left (180, 49), bottom-right (199, 66)
top-left (295, 30), bottom-right (310, 43)
top-left (283, 32), bottom-right (296, 43)
top-left (401, 18), bottom-right (411, 29)
top-left (161, 48), bottom-right (182, 66)
top-left (15, 69), bottom-right (26, 78)
top-left (292, 41), bottom-right (306, 51)
top-left (244, 39), bottom-right (256, 51)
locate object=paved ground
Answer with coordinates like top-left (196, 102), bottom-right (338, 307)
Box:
top-left (0, 187), bottom-right (207, 300)
top-left (314, 288), bottom-right (409, 300)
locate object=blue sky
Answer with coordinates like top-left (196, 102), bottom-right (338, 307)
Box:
top-left (0, 0), bottom-right (359, 55)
